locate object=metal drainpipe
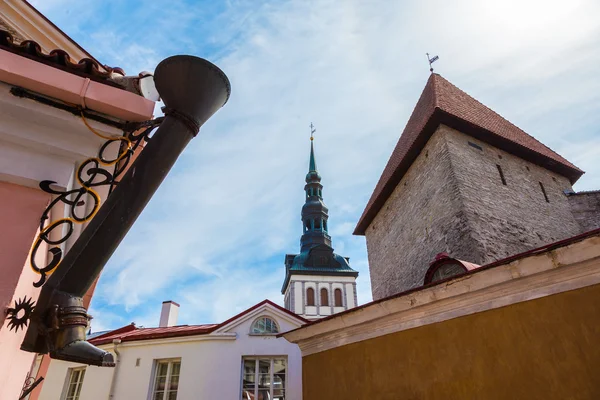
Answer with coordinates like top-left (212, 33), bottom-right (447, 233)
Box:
top-left (108, 339), bottom-right (121, 399)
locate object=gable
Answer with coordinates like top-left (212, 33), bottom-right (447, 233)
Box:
top-left (213, 301), bottom-right (306, 335)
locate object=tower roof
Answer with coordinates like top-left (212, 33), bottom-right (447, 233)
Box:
top-left (354, 74), bottom-right (584, 235)
top-left (282, 134), bottom-right (358, 293)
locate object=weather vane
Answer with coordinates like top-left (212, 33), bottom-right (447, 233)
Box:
top-left (426, 53), bottom-right (439, 73)
top-left (310, 122), bottom-right (316, 141)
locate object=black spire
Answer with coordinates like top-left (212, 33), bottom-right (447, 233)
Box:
top-left (300, 137), bottom-right (332, 252)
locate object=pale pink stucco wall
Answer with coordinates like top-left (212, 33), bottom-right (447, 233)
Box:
top-left (0, 181), bottom-right (50, 399)
top-left (0, 181), bottom-right (49, 322)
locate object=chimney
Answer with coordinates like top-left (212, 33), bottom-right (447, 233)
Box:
top-left (159, 300), bottom-right (180, 327)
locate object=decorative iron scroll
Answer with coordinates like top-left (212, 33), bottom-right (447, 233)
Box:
top-left (6, 296), bottom-right (36, 332)
top-left (19, 374), bottom-right (44, 400)
top-left (29, 115), bottom-right (164, 287)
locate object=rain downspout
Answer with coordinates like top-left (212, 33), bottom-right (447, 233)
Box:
top-left (108, 339), bottom-right (121, 399)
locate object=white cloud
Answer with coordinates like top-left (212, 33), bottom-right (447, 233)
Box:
top-left (35, 0), bottom-right (600, 328)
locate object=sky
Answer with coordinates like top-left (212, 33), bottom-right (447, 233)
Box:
top-left (30, 0), bottom-right (600, 331)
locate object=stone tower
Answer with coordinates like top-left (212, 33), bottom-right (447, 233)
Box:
top-left (282, 135), bottom-right (358, 320)
top-left (355, 74), bottom-right (597, 300)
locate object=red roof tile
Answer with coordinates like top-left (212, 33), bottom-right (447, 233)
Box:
top-left (354, 74), bottom-right (584, 235)
top-left (90, 300), bottom-right (307, 346)
top-left (0, 29), bottom-right (125, 88)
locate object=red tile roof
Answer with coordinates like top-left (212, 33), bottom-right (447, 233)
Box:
top-left (0, 29), bottom-right (125, 88)
top-left (354, 74), bottom-right (584, 235)
top-left (90, 300), bottom-right (308, 346)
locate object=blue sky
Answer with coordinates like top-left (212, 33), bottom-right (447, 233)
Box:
top-left (31, 0), bottom-right (600, 331)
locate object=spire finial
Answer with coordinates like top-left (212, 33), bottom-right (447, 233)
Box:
top-left (308, 123), bottom-right (317, 173)
top-left (426, 53), bottom-right (439, 73)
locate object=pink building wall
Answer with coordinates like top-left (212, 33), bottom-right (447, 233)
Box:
top-left (0, 181), bottom-right (50, 399)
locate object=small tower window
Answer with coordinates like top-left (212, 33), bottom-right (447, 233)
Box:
top-left (334, 289), bottom-right (343, 307)
top-left (318, 189), bottom-right (322, 197)
top-left (496, 164), bottom-right (507, 185)
top-left (306, 287), bottom-right (315, 306)
top-left (323, 220), bottom-right (328, 232)
top-left (320, 288), bottom-right (329, 306)
top-left (314, 219), bottom-right (321, 230)
top-left (539, 182), bottom-right (550, 203)
top-left (251, 317), bottom-right (279, 334)
top-left (305, 220), bottom-right (310, 231)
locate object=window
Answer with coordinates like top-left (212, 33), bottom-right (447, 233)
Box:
top-left (242, 358), bottom-right (286, 400)
top-left (304, 219), bottom-right (310, 231)
top-left (323, 220), bottom-right (328, 232)
top-left (314, 219), bottom-right (321, 230)
top-left (334, 289), bottom-right (343, 307)
top-left (306, 287), bottom-right (315, 306)
top-left (320, 288), bottom-right (329, 306)
top-left (496, 164), bottom-right (507, 185)
top-left (151, 359), bottom-right (181, 400)
top-left (63, 367), bottom-right (86, 400)
top-left (539, 182), bottom-right (550, 203)
top-left (468, 141), bottom-right (482, 151)
top-left (429, 263), bottom-right (467, 284)
top-left (251, 317), bottom-right (279, 334)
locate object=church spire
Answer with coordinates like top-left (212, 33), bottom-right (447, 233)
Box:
top-left (309, 123), bottom-right (317, 172)
top-left (281, 124), bottom-right (359, 314)
top-left (300, 128), bottom-right (330, 252)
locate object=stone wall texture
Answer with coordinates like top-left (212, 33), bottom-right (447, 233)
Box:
top-left (365, 126), bottom-right (483, 300)
top-left (366, 124), bottom-right (584, 300)
top-left (568, 191), bottom-right (600, 233)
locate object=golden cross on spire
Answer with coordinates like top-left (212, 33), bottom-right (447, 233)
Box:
top-left (310, 122), bottom-right (316, 141)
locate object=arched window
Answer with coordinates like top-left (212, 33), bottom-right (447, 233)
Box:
top-left (306, 287), bottom-right (315, 306)
top-left (320, 288), bottom-right (329, 306)
top-left (251, 317), bottom-right (279, 334)
top-left (334, 288), bottom-right (343, 307)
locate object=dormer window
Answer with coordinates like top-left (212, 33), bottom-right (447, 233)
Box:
top-left (251, 317), bottom-right (279, 334)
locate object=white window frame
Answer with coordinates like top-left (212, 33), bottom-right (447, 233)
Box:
top-left (61, 366), bottom-right (86, 400)
top-left (149, 358), bottom-right (181, 400)
top-left (240, 357), bottom-right (287, 400)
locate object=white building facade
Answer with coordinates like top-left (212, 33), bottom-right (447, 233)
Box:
top-left (37, 300), bottom-right (306, 400)
top-left (284, 274), bottom-right (358, 320)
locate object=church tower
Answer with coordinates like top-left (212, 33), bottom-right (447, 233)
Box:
top-left (282, 132), bottom-right (358, 320)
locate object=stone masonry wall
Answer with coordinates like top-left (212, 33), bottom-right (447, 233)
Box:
top-left (365, 127), bottom-right (483, 300)
top-left (568, 191), bottom-right (600, 233)
top-left (444, 126), bottom-right (581, 264)
top-left (365, 124), bottom-right (583, 300)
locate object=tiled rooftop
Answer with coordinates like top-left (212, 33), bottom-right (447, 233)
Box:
top-left (355, 74), bottom-right (583, 234)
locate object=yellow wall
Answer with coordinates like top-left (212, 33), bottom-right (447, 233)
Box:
top-left (303, 284), bottom-right (600, 400)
